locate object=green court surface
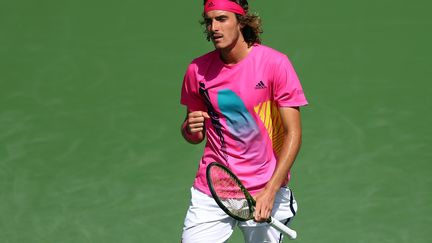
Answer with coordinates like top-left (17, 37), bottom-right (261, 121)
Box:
top-left (1, 0), bottom-right (431, 242)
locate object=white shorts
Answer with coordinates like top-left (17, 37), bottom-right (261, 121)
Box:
top-left (181, 187), bottom-right (298, 243)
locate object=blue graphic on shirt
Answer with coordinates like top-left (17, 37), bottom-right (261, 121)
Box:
top-left (218, 89), bottom-right (261, 147)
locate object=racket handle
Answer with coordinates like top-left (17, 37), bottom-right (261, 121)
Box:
top-left (268, 217), bottom-right (297, 240)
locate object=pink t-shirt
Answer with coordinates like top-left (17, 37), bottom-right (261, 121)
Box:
top-left (181, 44), bottom-right (308, 196)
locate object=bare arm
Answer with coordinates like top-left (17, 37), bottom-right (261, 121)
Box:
top-left (181, 109), bottom-right (210, 144)
top-left (254, 106), bottom-right (303, 221)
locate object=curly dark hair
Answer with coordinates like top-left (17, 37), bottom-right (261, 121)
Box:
top-left (201, 0), bottom-right (263, 47)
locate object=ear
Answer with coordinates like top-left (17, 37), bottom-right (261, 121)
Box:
top-left (236, 16), bottom-right (245, 29)
top-left (238, 22), bottom-right (246, 30)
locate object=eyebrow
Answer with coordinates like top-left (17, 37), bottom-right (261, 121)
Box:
top-left (205, 15), bottom-right (229, 21)
top-left (215, 15), bottom-right (228, 19)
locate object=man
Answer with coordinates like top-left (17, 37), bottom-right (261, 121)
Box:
top-left (180, 0), bottom-right (308, 242)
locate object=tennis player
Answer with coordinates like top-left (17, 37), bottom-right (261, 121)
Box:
top-left (180, 0), bottom-right (308, 242)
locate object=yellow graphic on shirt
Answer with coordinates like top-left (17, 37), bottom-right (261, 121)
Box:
top-left (254, 101), bottom-right (285, 157)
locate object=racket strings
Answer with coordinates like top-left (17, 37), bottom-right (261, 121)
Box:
top-left (209, 166), bottom-right (253, 219)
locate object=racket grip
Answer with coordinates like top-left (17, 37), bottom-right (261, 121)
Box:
top-left (268, 217), bottom-right (297, 240)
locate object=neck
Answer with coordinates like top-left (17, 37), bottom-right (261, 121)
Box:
top-left (219, 39), bottom-right (252, 65)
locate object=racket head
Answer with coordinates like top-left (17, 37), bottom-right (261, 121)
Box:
top-left (206, 162), bottom-right (255, 221)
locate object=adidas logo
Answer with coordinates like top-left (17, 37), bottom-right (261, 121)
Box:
top-left (255, 80), bottom-right (267, 89)
top-left (207, 1), bottom-right (215, 7)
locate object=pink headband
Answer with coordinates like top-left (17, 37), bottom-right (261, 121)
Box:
top-left (204, 0), bottom-right (246, 16)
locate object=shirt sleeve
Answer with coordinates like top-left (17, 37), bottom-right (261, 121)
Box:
top-left (272, 55), bottom-right (308, 107)
top-left (180, 63), bottom-right (206, 112)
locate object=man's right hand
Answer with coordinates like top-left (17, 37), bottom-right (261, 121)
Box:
top-left (186, 111), bottom-right (210, 134)
top-left (181, 111), bottom-right (210, 144)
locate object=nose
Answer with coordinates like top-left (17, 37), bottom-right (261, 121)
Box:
top-left (209, 19), bottom-right (220, 33)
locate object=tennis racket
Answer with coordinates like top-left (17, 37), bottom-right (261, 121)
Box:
top-left (206, 162), bottom-right (297, 240)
